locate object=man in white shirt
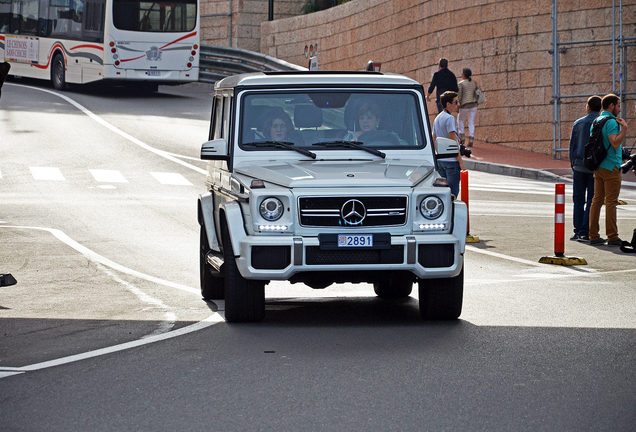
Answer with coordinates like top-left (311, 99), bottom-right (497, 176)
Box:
top-left (432, 91), bottom-right (467, 197)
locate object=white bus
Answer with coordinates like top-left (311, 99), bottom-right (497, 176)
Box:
top-left (0, 0), bottom-right (199, 90)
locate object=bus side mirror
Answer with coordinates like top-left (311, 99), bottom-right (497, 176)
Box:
top-left (201, 139), bottom-right (229, 161)
top-left (435, 137), bottom-right (459, 159)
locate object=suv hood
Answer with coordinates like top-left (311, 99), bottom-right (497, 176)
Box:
top-left (235, 159), bottom-right (434, 188)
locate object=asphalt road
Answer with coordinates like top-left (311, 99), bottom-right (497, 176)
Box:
top-left (1, 80), bottom-right (635, 431)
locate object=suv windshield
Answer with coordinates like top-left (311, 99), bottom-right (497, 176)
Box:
top-left (239, 90), bottom-right (425, 151)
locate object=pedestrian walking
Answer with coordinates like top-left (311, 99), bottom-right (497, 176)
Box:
top-left (569, 95), bottom-right (601, 241)
top-left (426, 58), bottom-right (458, 114)
top-left (432, 91), bottom-right (467, 197)
top-left (457, 68), bottom-right (479, 147)
top-left (588, 94), bottom-right (628, 246)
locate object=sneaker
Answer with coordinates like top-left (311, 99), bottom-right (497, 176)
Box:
top-left (577, 235), bottom-right (590, 242)
top-left (590, 238), bottom-right (607, 245)
top-left (570, 234), bottom-right (580, 241)
top-left (607, 238), bottom-right (622, 246)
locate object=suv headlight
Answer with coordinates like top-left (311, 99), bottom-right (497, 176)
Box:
top-left (259, 197), bottom-right (284, 221)
top-left (420, 196), bottom-right (444, 219)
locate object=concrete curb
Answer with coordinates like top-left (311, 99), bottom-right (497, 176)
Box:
top-left (463, 159), bottom-right (573, 183)
top-left (464, 158), bottom-right (636, 190)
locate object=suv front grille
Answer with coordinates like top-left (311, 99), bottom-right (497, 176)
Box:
top-left (299, 196), bottom-right (407, 227)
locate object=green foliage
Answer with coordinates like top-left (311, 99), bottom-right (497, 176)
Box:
top-left (301, 0), bottom-right (353, 15)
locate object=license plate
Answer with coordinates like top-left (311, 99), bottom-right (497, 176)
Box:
top-left (338, 234), bottom-right (373, 247)
top-left (147, 71), bottom-right (160, 76)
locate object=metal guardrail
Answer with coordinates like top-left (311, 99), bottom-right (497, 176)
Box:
top-left (199, 45), bottom-right (307, 83)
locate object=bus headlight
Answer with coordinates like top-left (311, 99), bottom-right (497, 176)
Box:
top-left (260, 197), bottom-right (284, 221)
top-left (420, 196), bottom-right (444, 220)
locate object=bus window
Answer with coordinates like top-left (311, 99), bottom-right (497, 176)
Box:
top-left (112, 0), bottom-right (196, 33)
top-left (83, 0), bottom-right (104, 41)
top-left (0, 0), bottom-right (10, 34)
top-left (49, 0), bottom-right (83, 39)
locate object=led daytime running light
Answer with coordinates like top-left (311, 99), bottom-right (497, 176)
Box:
top-left (258, 225), bottom-right (288, 231)
top-left (419, 223), bottom-right (447, 230)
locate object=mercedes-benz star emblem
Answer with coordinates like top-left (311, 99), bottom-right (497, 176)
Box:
top-left (341, 199), bottom-right (366, 225)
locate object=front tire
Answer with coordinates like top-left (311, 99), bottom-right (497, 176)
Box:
top-left (200, 225), bottom-right (224, 300)
top-left (51, 54), bottom-right (66, 91)
top-left (221, 221), bottom-right (265, 322)
top-left (418, 266), bottom-right (463, 320)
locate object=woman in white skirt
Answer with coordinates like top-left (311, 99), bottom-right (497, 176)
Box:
top-left (457, 68), bottom-right (479, 147)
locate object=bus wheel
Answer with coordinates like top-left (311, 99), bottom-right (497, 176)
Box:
top-left (51, 54), bottom-right (66, 91)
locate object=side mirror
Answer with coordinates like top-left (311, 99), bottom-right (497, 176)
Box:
top-left (201, 139), bottom-right (229, 161)
top-left (435, 137), bottom-right (459, 159)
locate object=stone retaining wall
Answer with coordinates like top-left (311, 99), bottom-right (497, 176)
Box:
top-left (201, 0), bottom-right (304, 53)
top-left (259, 0), bottom-right (636, 156)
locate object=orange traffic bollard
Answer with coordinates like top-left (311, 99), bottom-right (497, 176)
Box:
top-left (554, 183), bottom-right (565, 257)
top-left (539, 183), bottom-right (586, 266)
top-left (460, 170), bottom-right (479, 243)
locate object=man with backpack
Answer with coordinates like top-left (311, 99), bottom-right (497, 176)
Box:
top-left (569, 96), bottom-right (602, 241)
top-left (588, 94), bottom-right (628, 246)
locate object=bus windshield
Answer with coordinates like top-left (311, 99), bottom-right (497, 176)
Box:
top-left (113, 0), bottom-right (196, 32)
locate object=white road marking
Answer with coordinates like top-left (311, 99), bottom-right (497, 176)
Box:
top-left (0, 224), bottom-right (223, 378)
top-left (150, 172), bottom-right (193, 185)
top-left (0, 225), bottom-right (200, 295)
top-left (90, 169), bottom-right (128, 183)
top-left (0, 314), bottom-right (224, 378)
top-left (465, 245), bottom-right (600, 275)
top-left (9, 84), bottom-right (207, 176)
top-left (470, 186), bottom-right (556, 196)
top-left (0, 167), bottom-right (2, 178)
top-left (30, 167), bottom-right (65, 181)
top-left (98, 263), bottom-right (177, 337)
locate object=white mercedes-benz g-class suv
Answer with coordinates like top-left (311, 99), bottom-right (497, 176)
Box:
top-left (198, 71), bottom-right (467, 322)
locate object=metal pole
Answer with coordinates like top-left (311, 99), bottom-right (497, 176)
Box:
top-left (269, 0), bottom-right (274, 21)
top-left (612, 0), bottom-right (616, 93)
top-left (551, 0), bottom-right (560, 159)
top-left (620, 0), bottom-right (626, 104)
top-left (229, 0), bottom-right (233, 47)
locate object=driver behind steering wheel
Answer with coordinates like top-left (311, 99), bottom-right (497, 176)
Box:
top-left (343, 103), bottom-right (405, 145)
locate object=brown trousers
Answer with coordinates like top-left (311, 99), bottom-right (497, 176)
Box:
top-left (589, 166), bottom-right (622, 242)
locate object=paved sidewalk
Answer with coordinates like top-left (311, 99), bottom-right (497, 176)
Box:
top-left (462, 139), bottom-right (636, 189)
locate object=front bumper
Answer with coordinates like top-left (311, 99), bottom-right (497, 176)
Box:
top-left (235, 232), bottom-right (465, 281)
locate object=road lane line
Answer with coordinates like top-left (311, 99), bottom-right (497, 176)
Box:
top-left (8, 84), bottom-right (207, 176)
top-left (465, 245), bottom-right (600, 274)
top-left (150, 172), bottom-right (193, 185)
top-left (0, 314), bottom-right (224, 378)
top-left (1, 224), bottom-right (200, 294)
top-left (30, 167), bottom-right (66, 181)
top-left (97, 263), bottom-right (177, 337)
top-left (0, 224), bottom-right (226, 378)
top-left (89, 169), bottom-right (128, 183)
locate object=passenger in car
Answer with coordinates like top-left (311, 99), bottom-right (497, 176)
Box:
top-left (343, 103), bottom-right (381, 141)
top-left (261, 108), bottom-right (303, 145)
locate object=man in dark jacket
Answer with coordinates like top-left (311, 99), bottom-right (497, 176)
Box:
top-left (569, 95), bottom-right (601, 241)
top-left (426, 58), bottom-right (458, 113)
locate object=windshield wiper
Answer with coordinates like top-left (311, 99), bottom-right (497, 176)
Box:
top-left (243, 141), bottom-right (316, 159)
top-left (314, 141), bottom-right (386, 159)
